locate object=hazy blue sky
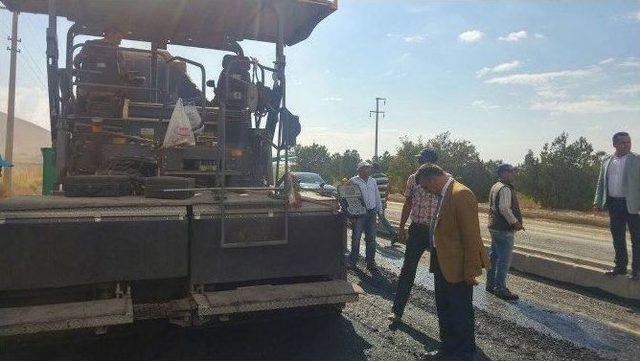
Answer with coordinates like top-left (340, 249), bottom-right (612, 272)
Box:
top-left (1, 0), bottom-right (639, 163)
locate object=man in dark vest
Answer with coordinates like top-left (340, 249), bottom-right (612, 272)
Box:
top-left (487, 163), bottom-right (523, 301)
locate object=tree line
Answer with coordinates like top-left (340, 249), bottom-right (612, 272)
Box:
top-left (291, 132), bottom-right (606, 210)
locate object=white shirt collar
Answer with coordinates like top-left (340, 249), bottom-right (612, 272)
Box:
top-left (440, 177), bottom-right (454, 198)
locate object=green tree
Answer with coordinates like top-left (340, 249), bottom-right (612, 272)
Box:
top-left (386, 137), bottom-right (426, 194)
top-left (294, 132), bottom-right (605, 210)
top-left (521, 133), bottom-right (605, 210)
top-left (376, 151), bottom-right (393, 174)
top-left (387, 133), bottom-right (495, 201)
top-left (342, 149), bottom-right (362, 179)
top-left (518, 150), bottom-right (541, 201)
top-left (292, 143), bottom-right (331, 179)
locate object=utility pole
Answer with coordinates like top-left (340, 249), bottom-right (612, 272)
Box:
top-left (369, 97), bottom-right (386, 161)
top-left (4, 10), bottom-right (20, 194)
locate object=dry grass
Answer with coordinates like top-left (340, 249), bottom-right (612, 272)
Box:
top-left (0, 163), bottom-right (42, 197)
top-left (516, 192), bottom-right (541, 209)
top-left (388, 193), bottom-right (405, 203)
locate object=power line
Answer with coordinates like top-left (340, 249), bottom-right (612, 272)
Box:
top-left (18, 51), bottom-right (46, 88)
top-left (19, 15), bottom-right (48, 86)
top-left (22, 15), bottom-right (46, 51)
top-left (18, 44), bottom-right (47, 85)
top-left (0, 12), bottom-right (12, 34)
top-left (1, 11), bottom-right (47, 89)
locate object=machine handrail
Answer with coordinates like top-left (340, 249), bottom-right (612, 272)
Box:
top-left (67, 42), bottom-right (164, 100)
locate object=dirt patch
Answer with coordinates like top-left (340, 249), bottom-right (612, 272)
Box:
top-left (387, 193), bottom-right (405, 203)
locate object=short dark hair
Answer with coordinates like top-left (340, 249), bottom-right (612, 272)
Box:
top-left (416, 163), bottom-right (445, 181)
top-left (613, 132), bottom-right (630, 143)
top-left (417, 149), bottom-right (438, 164)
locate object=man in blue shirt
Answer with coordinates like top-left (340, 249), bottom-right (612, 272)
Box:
top-left (0, 154), bottom-right (13, 178)
top-left (0, 154), bottom-right (14, 195)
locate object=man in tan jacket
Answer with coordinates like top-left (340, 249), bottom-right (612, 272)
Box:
top-left (416, 164), bottom-right (489, 361)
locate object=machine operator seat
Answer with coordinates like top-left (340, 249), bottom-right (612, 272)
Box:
top-left (74, 39), bottom-right (126, 116)
top-left (74, 39), bottom-right (147, 116)
top-left (118, 49), bottom-right (203, 105)
top-left (212, 55), bottom-right (253, 145)
top-left (213, 55), bottom-right (251, 110)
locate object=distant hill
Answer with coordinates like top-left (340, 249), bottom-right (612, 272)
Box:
top-left (0, 112), bottom-right (51, 164)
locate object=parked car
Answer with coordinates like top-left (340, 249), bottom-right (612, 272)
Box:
top-left (281, 172), bottom-right (337, 197)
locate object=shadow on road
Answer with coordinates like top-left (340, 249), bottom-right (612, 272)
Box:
top-left (351, 265), bottom-right (397, 303)
top-left (376, 243), bottom-right (405, 261)
top-left (2, 315), bottom-right (372, 361)
top-left (391, 321), bottom-right (439, 351)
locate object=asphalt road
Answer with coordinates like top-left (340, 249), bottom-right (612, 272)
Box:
top-left (3, 236), bottom-right (640, 361)
top-left (385, 202), bottom-right (620, 267)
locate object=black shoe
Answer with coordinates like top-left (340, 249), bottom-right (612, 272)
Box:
top-left (631, 271), bottom-right (640, 281)
top-left (494, 288), bottom-right (519, 301)
top-left (423, 350), bottom-right (454, 360)
top-left (605, 269), bottom-right (627, 276)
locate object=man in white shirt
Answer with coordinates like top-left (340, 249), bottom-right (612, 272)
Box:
top-left (594, 132), bottom-right (640, 281)
top-left (349, 161), bottom-right (383, 271)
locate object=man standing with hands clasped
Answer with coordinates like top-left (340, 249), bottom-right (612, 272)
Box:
top-left (416, 164), bottom-right (489, 361)
top-left (388, 149), bottom-right (439, 324)
top-left (486, 164), bottom-right (524, 301)
top-left (594, 132), bottom-right (640, 281)
top-left (349, 160), bottom-right (384, 272)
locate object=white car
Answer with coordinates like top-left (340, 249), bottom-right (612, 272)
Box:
top-left (283, 172), bottom-right (338, 197)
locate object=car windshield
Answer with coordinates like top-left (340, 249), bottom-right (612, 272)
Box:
top-left (295, 173), bottom-right (325, 184)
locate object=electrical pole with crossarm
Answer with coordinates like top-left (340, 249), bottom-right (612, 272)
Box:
top-left (3, 10), bottom-right (20, 194)
top-left (369, 97), bottom-right (386, 161)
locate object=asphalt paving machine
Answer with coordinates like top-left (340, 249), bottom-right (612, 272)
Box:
top-left (0, 0), bottom-right (360, 337)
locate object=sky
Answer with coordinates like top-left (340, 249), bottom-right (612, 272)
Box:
top-left (1, 0), bottom-right (639, 163)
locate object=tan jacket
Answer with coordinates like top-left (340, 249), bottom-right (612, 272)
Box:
top-left (433, 181), bottom-right (490, 283)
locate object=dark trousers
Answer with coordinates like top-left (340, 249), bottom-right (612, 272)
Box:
top-left (608, 197), bottom-right (640, 272)
top-left (392, 223), bottom-right (430, 317)
top-left (350, 209), bottom-right (377, 266)
top-left (430, 251), bottom-right (476, 358)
